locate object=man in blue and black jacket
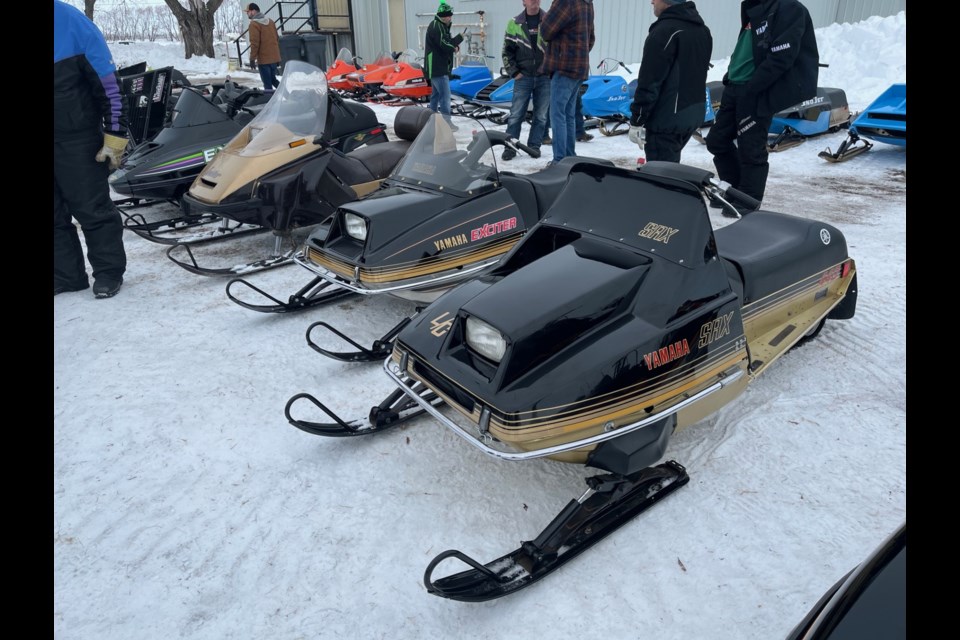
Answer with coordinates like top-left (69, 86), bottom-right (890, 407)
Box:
top-left (54, 0), bottom-right (128, 298)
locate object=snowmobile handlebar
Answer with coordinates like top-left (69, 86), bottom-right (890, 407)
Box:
top-left (722, 185), bottom-right (761, 211)
top-left (482, 129), bottom-right (537, 158)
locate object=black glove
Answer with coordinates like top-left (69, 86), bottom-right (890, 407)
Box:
top-left (249, 60), bottom-right (257, 70)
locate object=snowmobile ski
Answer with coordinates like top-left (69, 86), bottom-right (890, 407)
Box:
top-left (285, 381), bottom-right (442, 437)
top-left (767, 127), bottom-right (806, 152)
top-left (305, 316), bottom-right (414, 363)
top-left (819, 130), bottom-right (874, 163)
top-left (224, 275), bottom-right (355, 313)
top-left (123, 211), bottom-right (265, 246)
top-left (165, 242), bottom-right (296, 277)
top-left (423, 460), bottom-right (690, 602)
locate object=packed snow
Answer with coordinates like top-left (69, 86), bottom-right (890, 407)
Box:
top-left (55, 11), bottom-right (906, 639)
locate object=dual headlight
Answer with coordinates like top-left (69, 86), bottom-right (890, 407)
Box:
top-left (343, 212), bottom-right (368, 241)
top-left (465, 316), bottom-right (507, 363)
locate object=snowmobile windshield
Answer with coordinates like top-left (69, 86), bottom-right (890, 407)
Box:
top-left (169, 87), bottom-right (231, 127)
top-left (390, 114), bottom-right (499, 197)
top-left (334, 48), bottom-right (354, 64)
top-left (239, 60), bottom-right (329, 156)
top-left (369, 52), bottom-right (396, 68)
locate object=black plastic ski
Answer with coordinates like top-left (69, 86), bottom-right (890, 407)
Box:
top-left (225, 275), bottom-right (356, 313)
top-left (285, 381), bottom-right (442, 437)
top-left (305, 316), bottom-right (413, 363)
top-left (423, 460), bottom-right (689, 602)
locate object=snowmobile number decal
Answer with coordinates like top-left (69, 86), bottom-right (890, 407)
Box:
top-left (698, 312), bottom-right (735, 349)
top-left (637, 222), bottom-right (679, 244)
top-left (202, 145), bottom-right (225, 163)
top-left (430, 312), bottom-right (454, 337)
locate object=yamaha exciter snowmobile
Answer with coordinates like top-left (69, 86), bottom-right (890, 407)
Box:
top-left (287, 160), bottom-right (859, 601)
top-left (232, 113), bottom-right (610, 363)
top-left (171, 61), bottom-right (391, 275)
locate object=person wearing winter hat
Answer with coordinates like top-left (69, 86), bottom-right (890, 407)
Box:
top-left (425, 3), bottom-right (464, 115)
top-left (627, 0), bottom-right (712, 163)
top-left (246, 3), bottom-right (282, 93)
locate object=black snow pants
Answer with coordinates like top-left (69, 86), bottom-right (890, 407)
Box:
top-left (705, 83), bottom-right (774, 203)
top-left (54, 130), bottom-right (126, 289)
top-left (646, 130), bottom-right (696, 163)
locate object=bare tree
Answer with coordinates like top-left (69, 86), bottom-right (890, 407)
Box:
top-left (162, 0), bottom-right (226, 59)
top-left (84, 0), bottom-right (96, 20)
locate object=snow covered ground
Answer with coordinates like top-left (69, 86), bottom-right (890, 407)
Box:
top-left (55, 12), bottom-right (905, 639)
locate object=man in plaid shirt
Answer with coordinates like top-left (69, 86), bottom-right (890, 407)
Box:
top-left (539, 0), bottom-right (595, 164)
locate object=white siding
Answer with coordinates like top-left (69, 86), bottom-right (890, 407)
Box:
top-left (344, 0), bottom-right (904, 73)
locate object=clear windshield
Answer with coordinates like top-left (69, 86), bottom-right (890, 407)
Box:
top-left (334, 48), bottom-right (354, 64)
top-left (390, 113), bottom-right (499, 196)
top-left (368, 51), bottom-right (396, 68)
top-left (240, 60), bottom-right (329, 156)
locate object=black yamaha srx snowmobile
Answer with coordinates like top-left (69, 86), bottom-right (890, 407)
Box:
top-left (284, 161), bottom-right (858, 602)
top-left (166, 61), bottom-right (404, 276)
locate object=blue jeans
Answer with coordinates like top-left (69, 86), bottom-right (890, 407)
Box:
top-left (545, 94), bottom-right (586, 140)
top-left (505, 74), bottom-right (550, 149)
top-left (259, 63), bottom-right (280, 92)
top-left (549, 74), bottom-right (581, 162)
top-left (428, 75), bottom-right (452, 116)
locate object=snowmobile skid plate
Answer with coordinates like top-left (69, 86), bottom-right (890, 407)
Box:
top-left (225, 275), bottom-right (355, 313)
top-left (423, 460), bottom-right (689, 602)
top-left (305, 316), bottom-right (413, 363)
top-left (166, 243), bottom-right (296, 277)
top-left (285, 382), bottom-right (442, 437)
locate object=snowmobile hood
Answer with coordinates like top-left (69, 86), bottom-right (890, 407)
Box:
top-left (460, 232), bottom-right (652, 368)
top-left (336, 185), bottom-right (453, 254)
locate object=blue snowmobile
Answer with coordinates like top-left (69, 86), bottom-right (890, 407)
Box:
top-left (819, 83), bottom-right (906, 162)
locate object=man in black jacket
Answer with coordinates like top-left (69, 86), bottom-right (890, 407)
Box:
top-left (705, 0), bottom-right (818, 205)
top-left (628, 0), bottom-right (712, 163)
top-left (425, 2), bottom-right (464, 116)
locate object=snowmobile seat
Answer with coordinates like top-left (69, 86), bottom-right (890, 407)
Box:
top-left (498, 174), bottom-right (539, 220)
top-left (714, 211), bottom-right (849, 305)
top-left (349, 106), bottom-right (431, 179)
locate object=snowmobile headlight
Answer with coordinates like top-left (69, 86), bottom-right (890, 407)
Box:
top-left (465, 316), bottom-right (507, 363)
top-left (344, 213), bottom-right (368, 241)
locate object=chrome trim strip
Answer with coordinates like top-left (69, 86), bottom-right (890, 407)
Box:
top-left (292, 250), bottom-right (497, 296)
top-left (384, 353), bottom-right (745, 462)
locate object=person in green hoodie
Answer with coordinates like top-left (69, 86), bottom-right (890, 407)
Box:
top-left (425, 2), bottom-right (464, 115)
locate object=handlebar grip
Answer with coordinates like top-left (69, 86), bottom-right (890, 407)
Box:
top-left (514, 140), bottom-right (537, 157)
top-left (725, 186), bottom-right (761, 212)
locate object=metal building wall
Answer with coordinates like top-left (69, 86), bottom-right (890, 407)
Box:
top-left (384, 0), bottom-right (905, 73)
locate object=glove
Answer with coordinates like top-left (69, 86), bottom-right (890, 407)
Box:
top-left (628, 125), bottom-right (646, 149)
top-left (95, 133), bottom-right (128, 171)
top-left (249, 60), bottom-right (257, 70)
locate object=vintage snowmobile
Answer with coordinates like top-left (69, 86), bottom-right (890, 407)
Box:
top-left (226, 112), bottom-right (608, 338)
top-left (170, 61), bottom-right (396, 275)
top-left (767, 87), bottom-right (851, 152)
top-left (285, 160), bottom-right (859, 601)
top-left (454, 74), bottom-right (514, 121)
top-left (110, 81), bottom-right (269, 212)
top-left (450, 58), bottom-right (495, 101)
top-left (327, 48), bottom-right (360, 92)
top-left (379, 50), bottom-right (432, 104)
top-left (342, 51), bottom-right (402, 101)
top-left (819, 83), bottom-right (905, 163)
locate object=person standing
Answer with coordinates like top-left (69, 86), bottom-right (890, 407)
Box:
top-left (246, 3), bottom-right (281, 93)
top-left (705, 0), bottom-right (818, 206)
top-left (501, 0), bottom-right (550, 160)
top-left (425, 3), bottom-right (464, 116)
top-left (54, 0), bottom-right (128, 298)
top-left (627, 0), bottom-right (712, 163)
top-left (539, 0), bottom-right (595, 165)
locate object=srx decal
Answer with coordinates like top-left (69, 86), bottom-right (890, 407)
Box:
top-left (643, 339), bottom-right (690, 371)
top-left (698, 312), bottom-right (735, 348)
top-left (434, 234), bottom-right (469, 252)
top-left (430, 312), bottom-right (454, 337)
top-left (471, 217), bottom-right (517, 241)
top-left (638, 222), bottom-right (680, 244)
